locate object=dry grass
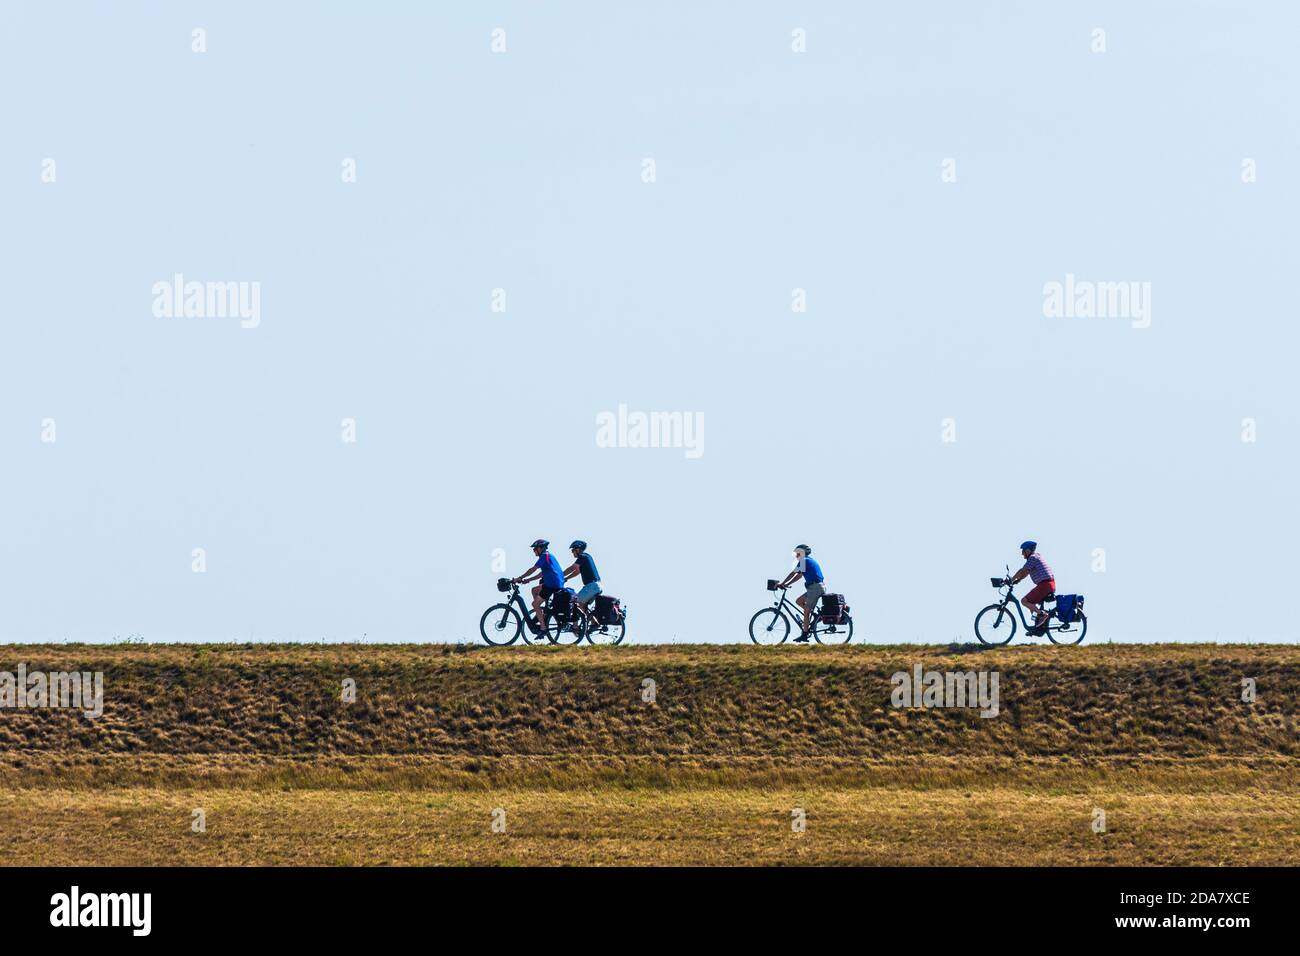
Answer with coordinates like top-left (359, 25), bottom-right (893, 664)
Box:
top-left (1, 643), bottom-right (1296, 865)
top-left (4, 786), bottom-right (1295, 866)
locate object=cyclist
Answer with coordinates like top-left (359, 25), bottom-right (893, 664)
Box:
top-left (1008, 540), bottom-right (1055, 635)
top-left (774, 544), bottom-right (825, 642)
top-left (511, 539), bottom-right (565, 634)
top-left (562, 540), bottom-right (601, 627)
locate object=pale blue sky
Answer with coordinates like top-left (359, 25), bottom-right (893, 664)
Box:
top-left (1, 2), bottom-right (1296, 643)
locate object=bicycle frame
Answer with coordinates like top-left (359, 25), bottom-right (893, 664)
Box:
top-left (770, 590), bottom-right (817, 632)
top-left (988, 587), bottom-right (1034, 630)
top-left (990, 576), bottom-right (1061, 630)
top-left (503, 584), bottom-right (551, 631)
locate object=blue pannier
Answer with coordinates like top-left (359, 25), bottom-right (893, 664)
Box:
top-left (1056, 594), bottom-right (1084, 624)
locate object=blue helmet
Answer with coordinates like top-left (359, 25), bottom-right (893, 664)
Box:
top-left (530, 539), bottom-right (549, 549)
top-left (569, 540), bottom-right (587, 551)
top-left (1020, 540), bottom-right (1037, 551)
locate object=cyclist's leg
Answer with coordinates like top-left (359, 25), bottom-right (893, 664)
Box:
top-left (576, 582), bottom-right (600, 625)
top-left (1041, 584), bottom-right (1057, 623)
top-left (1023, 581), bottom-right (1051, 625)
top-left (800, 583), bottom-right (824, 635)
top-left (531, 585), bottom-right (546, 629)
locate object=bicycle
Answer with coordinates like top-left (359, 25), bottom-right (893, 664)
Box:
top-left (973, 567), bottom-right (1088, 646)
top-left (568, 595), bottom-right (628, 646)
top-left (479, 579), bottom-right (582, 646)
top-left (748, 581), bottom-right (854, 645)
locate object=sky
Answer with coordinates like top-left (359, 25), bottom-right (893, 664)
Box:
top-left (1, 2), bottom-right (1296, 643)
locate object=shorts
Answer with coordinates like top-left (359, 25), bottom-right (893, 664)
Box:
top-left (538, 585), bottom-right (561, 599)
top-left (804, 581), bottom-right (826, 605)
top-left (1024, 580), bottom-right (1055, 605)
top-left (576, 582), bottom-right (602, 604)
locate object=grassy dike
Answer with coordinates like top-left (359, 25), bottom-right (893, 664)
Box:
top-left (2, 643), bottom-right (1297, 864)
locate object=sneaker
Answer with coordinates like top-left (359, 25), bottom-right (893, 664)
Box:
top-left (792, 633), bottom-right (812, 643)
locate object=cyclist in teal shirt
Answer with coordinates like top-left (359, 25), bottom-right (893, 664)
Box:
top-left (512, 539), bottom-right (565, 633)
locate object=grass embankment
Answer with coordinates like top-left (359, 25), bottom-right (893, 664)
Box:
top-left (2, 644), bottom-right (1296, 864)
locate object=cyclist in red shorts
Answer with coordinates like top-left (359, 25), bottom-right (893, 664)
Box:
top-left (1009, 540), bottom-right (1055, 635)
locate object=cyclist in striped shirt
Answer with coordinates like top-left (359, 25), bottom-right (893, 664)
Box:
top-left (1009, 540), bottom-right (1055, 634)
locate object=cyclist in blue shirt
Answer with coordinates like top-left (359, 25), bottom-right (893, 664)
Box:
top-left (775, 544), bottom-right (825, 642)
top-left (562, 540), bottom-right (602, 627)
top-left (512, 539), bottom-right (565, 633)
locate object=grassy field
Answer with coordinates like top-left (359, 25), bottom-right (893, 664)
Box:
top-left (2, 643), bottom-right (1297, 865)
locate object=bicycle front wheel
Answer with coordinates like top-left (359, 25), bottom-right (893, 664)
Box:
top-left (815, 613), bottom-right (854, 645)
top-left (974, 604), bottom-right (1017, 646)
top-left (1049, 611), bottom-right (1087, 645)
top-left (479, 604), bottom-right (524, 646)
top-left (749, 607), bottom-right (790, 645)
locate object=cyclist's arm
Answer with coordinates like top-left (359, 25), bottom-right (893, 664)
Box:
top-left (561, 563), bottom-right (580, 581)
top-left (1009, 566), bottom-right (1028, 585)
top-left (513, 567), bottom-right (541, 584)
top-left (778, 571), bottom-right (802, 589)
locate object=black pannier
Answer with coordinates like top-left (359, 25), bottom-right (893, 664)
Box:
top-left (594, 594), bottom-right (625, 625)
top-left (820, 593), bottom-right (850, 624)
top-left (550, 587), bottom-right (575, 620)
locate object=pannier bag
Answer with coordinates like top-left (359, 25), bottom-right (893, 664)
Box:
top-left (1055, 594), bottom-right (1084, 623)
top-left (594, 594), bottom-right (625, 625)
top-left (820, 593), bottom-right (849, 624)
top-left (550, 587), bottom-right (575, 620)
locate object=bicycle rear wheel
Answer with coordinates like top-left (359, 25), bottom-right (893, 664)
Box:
top-left (974, 604), bottom-right (1017, 645)
top-left (814, 614), bottom-right (854, 644)
top-left (585, 615), bottom-right (626, 646)
top-left (749, 608), bottom-right (790, 645)
top-left (1048, 611), bottom-right (1087, 645)
top-left (544, 611), bottom-right (584, 645)
top-left (479, 604), bottom-right (524, 646)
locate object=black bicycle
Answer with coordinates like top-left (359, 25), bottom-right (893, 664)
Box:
top-left (748, 581), bottom-right (853, 645)
top-left (479, 579), bottom-right (582, 646)
top-left (567, 595), bottom-right (628, 646)
top-left (973, 567), bottom-right (1088, 646)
